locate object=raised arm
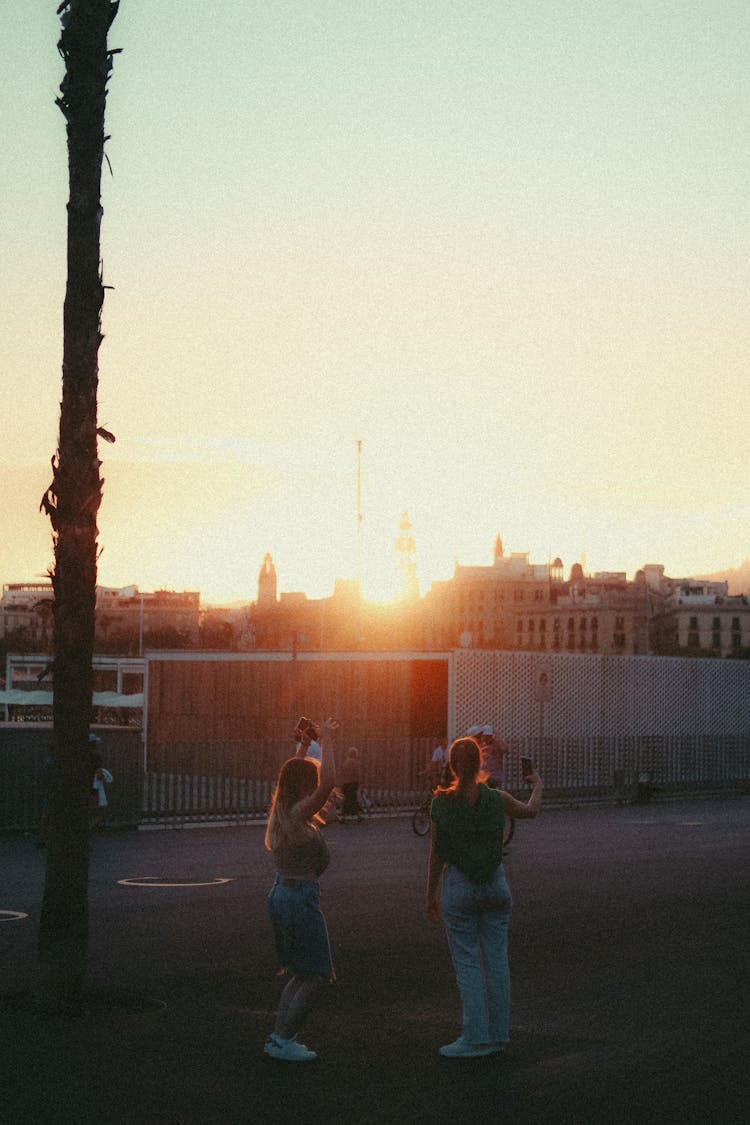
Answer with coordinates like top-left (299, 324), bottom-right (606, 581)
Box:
top-left (317, 717), bottom-right (338, 790)
top-left (500, 770), bottom-right (543, 821)
top-left (293, 718), bottom-right (338, 821)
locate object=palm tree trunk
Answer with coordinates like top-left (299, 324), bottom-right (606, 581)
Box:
top-left (37, 0), bottom-right (119, 1009)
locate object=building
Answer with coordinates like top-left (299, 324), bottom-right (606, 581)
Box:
top-left (96, 586), bottom-right (201, 651)
top-left (245, 538), bottom-right (750, 660)
top-left (0, 583), bottom-right (54, 646)
top-left (663, 576), bottom-right (749, 657)
top-left (248, 575), bottom-right (367, 652)
top-left (418, 536), bottom-right (556, 650)
top-left (418, 547), bottom-right (661, 656)
top-left (1, 582), bottom-right (200, 653)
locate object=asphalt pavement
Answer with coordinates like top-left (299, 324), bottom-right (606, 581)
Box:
top-left (2, 797), bottom-right (748, 1125)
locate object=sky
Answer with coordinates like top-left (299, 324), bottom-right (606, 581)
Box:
top-left (2, 1), bottom-right (749, 604)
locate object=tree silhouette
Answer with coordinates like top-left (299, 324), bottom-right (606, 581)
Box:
top-left (37, 0), bottom-right (119, 1008)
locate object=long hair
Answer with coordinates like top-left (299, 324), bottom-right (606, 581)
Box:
top-left (265, 757), bottom-right (320, 851)
top-left (436, 737), bottom-right (481, 799)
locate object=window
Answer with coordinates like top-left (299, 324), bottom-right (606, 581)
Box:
top-left (614, 617), bottom-right (626, 650)
top-left (566, 617), bottom-right (575, 651)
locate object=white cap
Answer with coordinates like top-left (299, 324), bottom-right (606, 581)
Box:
top-left (481, 724), bottom-right (494, 736)
top-left (467, 724), bottom-right (482, 736)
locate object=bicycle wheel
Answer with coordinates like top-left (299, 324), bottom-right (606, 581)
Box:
top-left (412, 803), bottom-right (431, 837)
top-left (503, 817), bottom-right (515, 846)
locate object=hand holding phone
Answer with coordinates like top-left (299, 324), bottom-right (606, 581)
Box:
top-left (521, 756), bottom-right (534, 781)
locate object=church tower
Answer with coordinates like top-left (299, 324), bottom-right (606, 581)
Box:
top-left (395, 512), bottom-right (419, 601)
top-left (257, 553), bottom-right (277, 608)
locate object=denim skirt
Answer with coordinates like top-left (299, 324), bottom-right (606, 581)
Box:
top-left (267, 876), bottom-right (333, 977)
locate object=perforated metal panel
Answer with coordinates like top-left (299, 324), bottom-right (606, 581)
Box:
top-left (451, 651), bottom-right (750, 739)
top-left (450, 650), bottom-right (750, 790)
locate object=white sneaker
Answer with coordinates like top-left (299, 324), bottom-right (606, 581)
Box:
top-left (264, 1034), bottom-right (317, 1062)
top-left (438, 1037), bottom-right (493, 1058)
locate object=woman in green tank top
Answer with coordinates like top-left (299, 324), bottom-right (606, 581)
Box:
top-left (426, 736), bottom-right (543, 1059)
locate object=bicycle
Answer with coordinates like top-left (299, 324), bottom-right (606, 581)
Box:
top-left (411, 794), bottom-right (433, 837)
top-left (411, 794), bottom-right (515, 846)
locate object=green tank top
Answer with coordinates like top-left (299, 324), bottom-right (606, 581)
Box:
top-left (431, 784), bottom-right (505, 884)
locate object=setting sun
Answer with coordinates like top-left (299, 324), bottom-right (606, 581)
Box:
top-left (2, 4), bottom-right (748, 607)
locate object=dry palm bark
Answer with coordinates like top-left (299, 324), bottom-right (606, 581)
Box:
top-left (37, 0), bottom-right (119, 1008)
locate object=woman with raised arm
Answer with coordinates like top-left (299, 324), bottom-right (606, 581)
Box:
top-left (426, 736), bottom-right (543, 1058)
top-left (264, 717), bottom-right (338, 1062)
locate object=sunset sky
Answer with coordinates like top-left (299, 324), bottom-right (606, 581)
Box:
top-left (2, 2), bottom-right (748, 604)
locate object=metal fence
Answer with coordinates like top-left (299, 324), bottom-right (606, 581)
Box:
top-left (2, 727), bottom-right (747, 834)
top-left (0, 727), bottom-right (143, 834)
top-left (2, 649), bottom-right (750, 832)
top-left (0, 732), bottom-right (433, 832)
top-left (140, 737), bottom-right (430, 826)
top-left (503, 732), bottom-right (750, 802)
top-left (450, 650), bottom-right (750, 800)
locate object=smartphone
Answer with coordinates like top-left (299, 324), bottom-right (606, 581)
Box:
top-left (521, 756), bottom-right (534, 779)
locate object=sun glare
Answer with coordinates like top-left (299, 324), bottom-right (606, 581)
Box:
top-left (360, 565), bottom-right (408, 606)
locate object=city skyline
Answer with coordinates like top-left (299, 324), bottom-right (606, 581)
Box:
top-left (3, 522), bottom-right (749, 609)
top-left (3, 4), bottom-right (749, 603)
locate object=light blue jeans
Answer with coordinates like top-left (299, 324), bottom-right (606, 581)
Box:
top-left (440, 864), bottom-right (512, 1045)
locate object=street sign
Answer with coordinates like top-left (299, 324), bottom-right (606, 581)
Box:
top-left (533, 665), bottom-right (552, 702)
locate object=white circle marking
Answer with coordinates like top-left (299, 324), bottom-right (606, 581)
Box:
top-left (117, 876), bottom-right (233, 888)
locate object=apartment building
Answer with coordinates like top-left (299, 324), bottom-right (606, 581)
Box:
top-left (1, 583), bottom-right (200, 651)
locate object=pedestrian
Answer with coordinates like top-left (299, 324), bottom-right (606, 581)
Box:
top-left (264, 717), bottom-right (339, 1062)
top-left (426, 736), bottom-right (543, 1058)
top-left (475, 724), bottom-right (509, 789)
top-left (339, 746), bottom-right (362, 822)
top-left (428, 735), bottom-right (450, 789)
top-left (87, 733), bottom-right (113, 831)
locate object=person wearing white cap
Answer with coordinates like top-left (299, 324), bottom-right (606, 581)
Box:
top-left (466, 725), bottom-right (508, 789)
top-left (477, 725), bottom-right (508, 790)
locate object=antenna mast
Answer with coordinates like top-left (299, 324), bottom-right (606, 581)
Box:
top-left (356, 439), bottom-right (363, 590)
